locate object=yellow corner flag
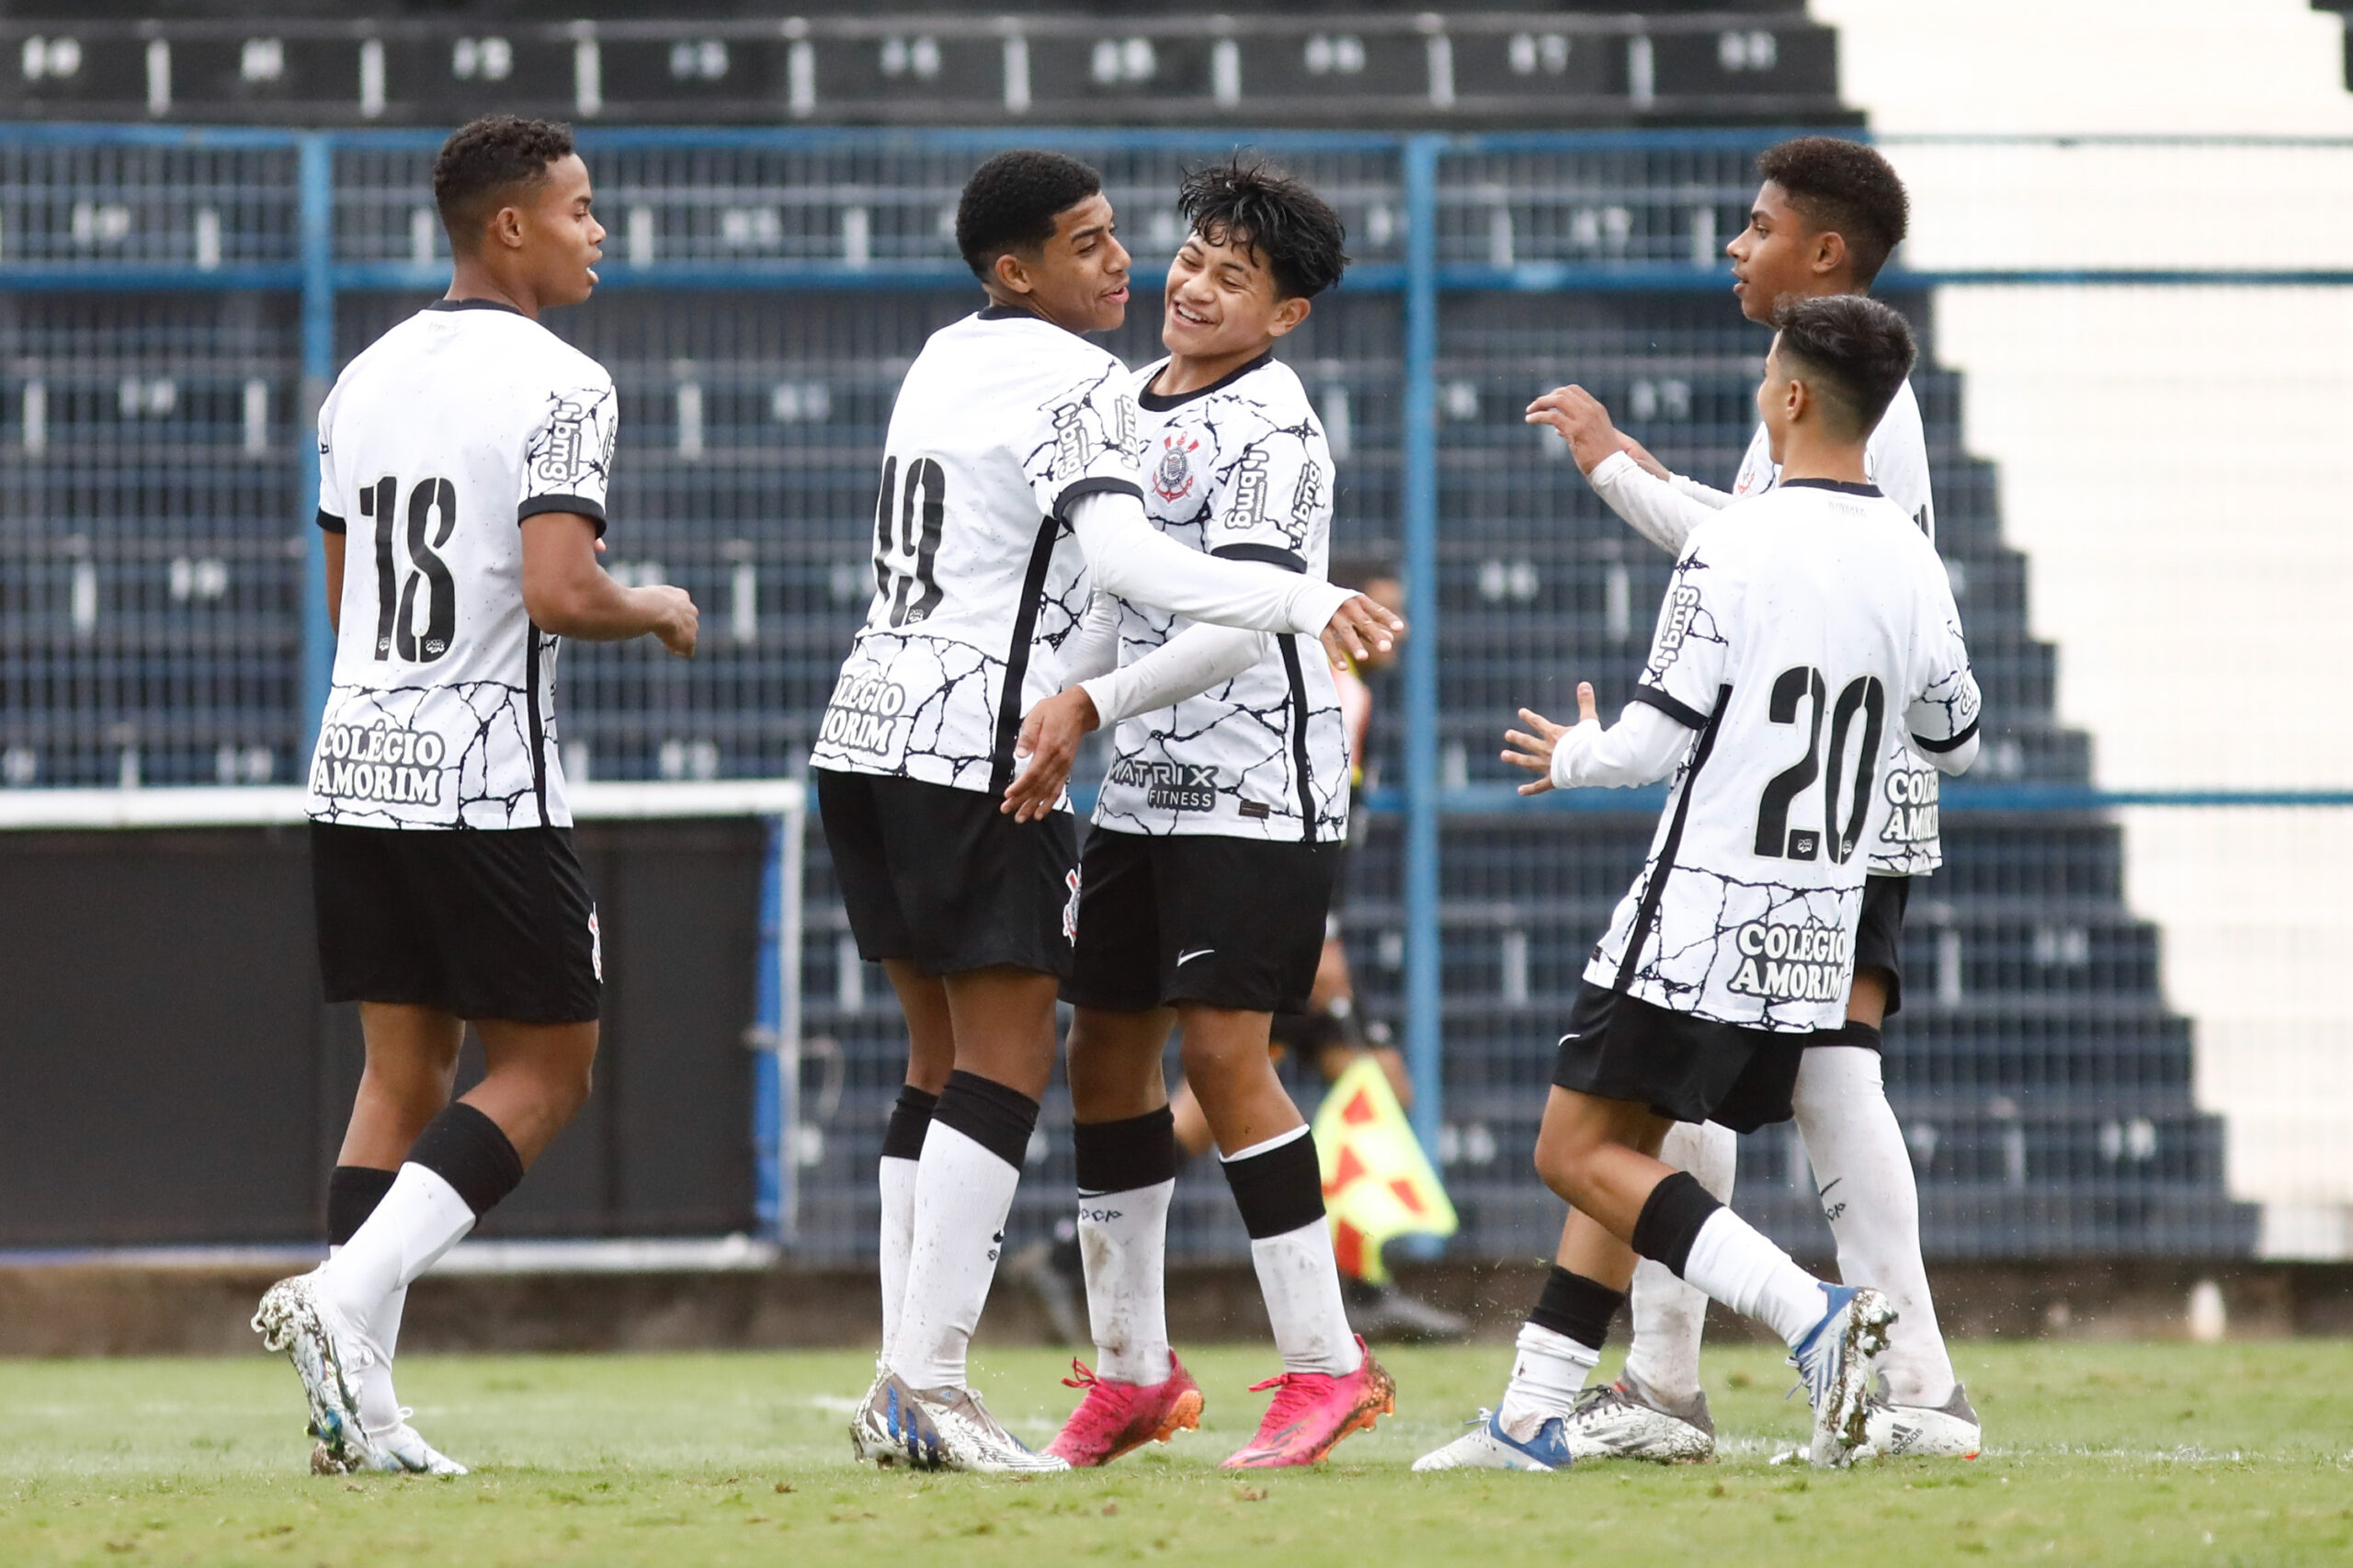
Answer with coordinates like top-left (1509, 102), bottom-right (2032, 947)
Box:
top-left (1311, 1055), bottom-right (1458, 1285)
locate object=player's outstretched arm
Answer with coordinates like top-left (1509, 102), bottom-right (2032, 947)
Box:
top-left (1503, 681), bottom-right (1694, 794)
top-left (1066, 491), bottom-right (1402, 663)
top-left (520, 512), bottom-right (699, 655)
top-left (1526, 385), bottom-right (1723, 555)
top-left (1002, 622), bottom-right (1269, 820)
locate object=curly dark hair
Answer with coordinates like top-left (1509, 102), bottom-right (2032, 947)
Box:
top-left (1756, 136), bottom-right (1909, 287)
top-left (954, 150), bottom-right (1104, 279)
top-left (1176, 154), bottom-right (1349, 300)
top-left (1771, 294), bottom-right (1918, 437)
top-left (433, 115), bottom-right (577, 254)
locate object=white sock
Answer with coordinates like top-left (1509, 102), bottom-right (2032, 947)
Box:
top-left (1078, 1177), bottom-right (1175, 1385)
top-left (317, 1165), bottom-right (476, 1330)
top-left (327, 1241), bottom-right (409, 1436)
top-left (1622, 1119), bottom-right (1736, 1405)
top-left (889, 1121), bottom-right (1021, 1391)
top-left (1794, 1046), bottom-right (1957, 1404)
top-left (877, 1153), bottom-right (920, 1357)
top-left (1496, 1322), bottom-right (1600, 1436)
top-left (1678, 1209), bottom-right (1828, 1347)
top-left (1224, 1127), bottom-right (1359, 1379)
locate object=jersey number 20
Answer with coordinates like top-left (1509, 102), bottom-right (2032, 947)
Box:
top-left (872, 456), bottom-right (945, 628)
top-left (1752, 665), bottom-right (1886, 864)
top-left (361, 475), bottom-right (458, 664)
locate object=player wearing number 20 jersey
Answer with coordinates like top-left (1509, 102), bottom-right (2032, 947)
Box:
top-left (308, 300), bottom-right (616, 831)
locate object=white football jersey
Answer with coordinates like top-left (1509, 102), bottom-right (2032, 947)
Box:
top-left (1586, 478), bottom-right (1980, 1032)
top-left (809, 308), bottom-right (1141, 793)
top-left (1091, 355), bottom-right (1349, 843)
top-left (305, 301), bottom-right (617, 830)
top-left (1730, 378), bottom-right (1946, 875)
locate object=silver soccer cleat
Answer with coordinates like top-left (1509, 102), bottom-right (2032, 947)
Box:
top-left (253, 1270), bottom-right (377, 1474)
top-left (851, 1362), bottom-right (942, 1468)
top-left (909, 1383), bottom-right (1070, 1473)
top-left (1858, 1381), bottom-right (1981, 1460)
top-left (1553, 1378), bottom-right (1715, 1463)
top-left (1789, 1284), bottom-right (1897, 1469)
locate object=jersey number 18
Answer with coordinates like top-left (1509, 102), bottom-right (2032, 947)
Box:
top-left (1752, 665), bottom-right (1886, 865)
top-left (360, 475), bottom-right (458, 664)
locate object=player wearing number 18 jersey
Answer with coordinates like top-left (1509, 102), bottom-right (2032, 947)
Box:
top-left (813, 151), bottom-right (1401, 1474)
top-left (1418, 296), bottom-right (1979, 1475)
top-left (254, 118), bottom-right (698, 1478)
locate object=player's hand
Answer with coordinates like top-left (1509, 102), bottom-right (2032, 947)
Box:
top-left (1617, 433), bottom-right (1673, 482)
top-left (1319, 593), bottom-right (1405, 666)
top-left (1502, 683), bottom-right (1598, 795)
top-left (644, 585), bottom-right (699, 657)
top-left (1524, 386), bottom-right (1625, 477)
top-left (1002, 686), bottom-right (1098, 822)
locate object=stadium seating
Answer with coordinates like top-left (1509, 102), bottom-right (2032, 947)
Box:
top-left (0, 94), bottom-right (2255, 1262)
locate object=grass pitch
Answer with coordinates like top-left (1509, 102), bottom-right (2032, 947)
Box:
top-left (3, 1340), bottom-right (2349, 1566)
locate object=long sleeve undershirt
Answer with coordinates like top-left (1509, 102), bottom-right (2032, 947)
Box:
top-left (1587, 449), bottom-right (1734, 556)
top-left (1546, 698), bottom-right (1981, 791)
top-left (1067, 490), bottom-right (1351, 635)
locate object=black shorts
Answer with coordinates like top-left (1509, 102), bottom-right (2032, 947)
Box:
top-left (1063, 826), bottom-right (1339, 1015)
top-left (1550, 982), bottom-right (1828, 1134)
top-left (1847, 874), bottom-right (1911, 1022)
top-left (817, 767), bottom-right (1079, 979)
top-left (311, 821), bottom-right (601, 1025)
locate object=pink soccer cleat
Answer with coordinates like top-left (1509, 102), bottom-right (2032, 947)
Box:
top-left (1221, 1335), bottom-right (1396, 1469)
top-left (1044, 1353), bottom-right (1205, 1468)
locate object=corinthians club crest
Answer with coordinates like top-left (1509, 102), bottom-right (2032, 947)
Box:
top-left (1152, 431), bottom-right (1201, 502)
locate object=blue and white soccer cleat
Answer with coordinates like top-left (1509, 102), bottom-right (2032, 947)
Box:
top-left (253, 1270), bottom-right (377, 1474)
top-left (1411, 1407), bottom-right (1576, 1472)
top-left (1789, 1283), bottom-right (1897, 1468)
top-left (850, 1363), bottom-right (946, 1469)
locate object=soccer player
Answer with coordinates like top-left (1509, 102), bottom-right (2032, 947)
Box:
top-left (253, 116), bottom-right (699, 1473)
top-left (814, 150), bottom-right (1401, 1473)
top-left (998, 159), bottom-right (1395, 1470)
top-left (1415, 295), bottom-right (1982, 1472)
top-left (1512, 137), bottom-right (1979, 1463)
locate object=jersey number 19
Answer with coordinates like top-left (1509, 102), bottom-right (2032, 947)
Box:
top-left (1752, 665), bottom-right (1886, 865)
top-left (361, 475), bottom-right (458, 664)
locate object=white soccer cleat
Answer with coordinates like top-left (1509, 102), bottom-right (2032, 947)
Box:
top-left (363, 1414), bottom-right (470, 1475)
top-left (1858, 1382), bottom-right (1981, 1460)
top-left (253, 1270), bottom-right (378, 1474)
top-left (909, 1383), bottom-right (1070, 1473)
top-left (1552, 1378), bottom-right (1716, 1463)
top-left (1788, 1284), bottom-right (1897, 1469)
top-left (851, 1362), bottom-right (942, 1468)
top-left (1411, 1408), bottom-right (1575, 1472)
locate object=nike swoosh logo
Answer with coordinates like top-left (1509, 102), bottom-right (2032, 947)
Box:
top-left (1176, 948), bottom-right (1214, 965)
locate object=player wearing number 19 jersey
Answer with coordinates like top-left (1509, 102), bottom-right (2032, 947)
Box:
top-left (813, 151), bottom-right (1397, 1474)
top-left (254, 118), bottom-right (699, 1479)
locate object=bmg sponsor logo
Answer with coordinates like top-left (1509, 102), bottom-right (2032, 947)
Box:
top-left (311, 719), bottom-right (445, 805)
top-left (1108, 756), bottom-right (1218, 812)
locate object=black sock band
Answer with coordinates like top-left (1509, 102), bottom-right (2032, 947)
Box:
top-left (881, 1085), bottom-right (938, 1161)
top-left (1073, 1107), bottom-right (1177, 1195)
top-left (1831, 1020), bottom-right (1884, 1051)
top-left (1630, 1169), bottom-right (1725, 1278)
top-left (405, 1102), bottom-right (527, 1219)
top-left (932, 1069), bottom-right (1040, 1170)
top-left (1221, 1130), bottom-right (1326, 1240)
top-left (326, 1165), bottom-right (398, 1246)
top-left (1527, 1266), bottom-right (1625, 1349)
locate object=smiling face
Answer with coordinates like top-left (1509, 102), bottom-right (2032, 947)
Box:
top-left (1161, 223), bottom-right (1311, 363)
top-left (1725, 179), bottom-right (1852, 324)
top-left (502, 153), bottom-right (604, 309)
top-left (997, 191), bottom-right (1131, 333)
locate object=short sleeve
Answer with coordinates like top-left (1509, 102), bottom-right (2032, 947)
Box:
top-left (1025, 360), bottom-right (1143, 520)
top-left (1906, 553), bottom-right (1981, 752)
top-left (1865, 381), bottom-right (1937, 547)
top-left (1629, 543), bottom-right (1733, 730)
top-left (517, 372), bottom-right (619, 535)
top-left (1202, 415), bottom-right (1329, 575)
top-left (313, 382), bottom-right (347, 534)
